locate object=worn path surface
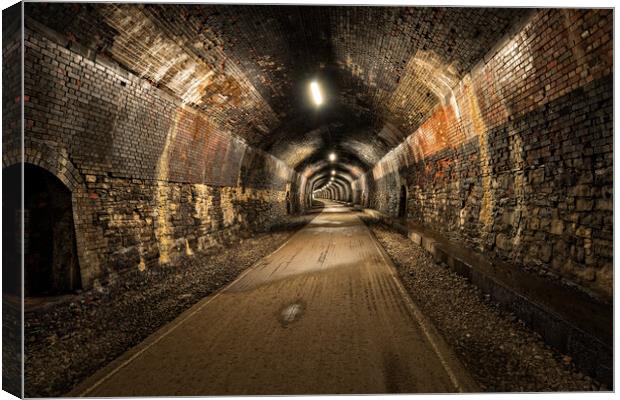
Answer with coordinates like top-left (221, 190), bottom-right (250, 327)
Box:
top-left (70, 201), bottom-right (477, 396)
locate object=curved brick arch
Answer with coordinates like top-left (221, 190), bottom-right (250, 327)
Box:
top-left (3, 145), bottom-right (98, 290)
top-left (3, 146), bottom-right (84, 193)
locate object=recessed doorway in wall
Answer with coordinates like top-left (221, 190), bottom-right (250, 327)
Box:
top-left (11, 164), bottom-right (82, 296)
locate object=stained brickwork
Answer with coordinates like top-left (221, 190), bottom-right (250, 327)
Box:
top-left (2, 6), bottom-right (21, 168)
top-left (358, 9), bottom-right (613, 300)
top-left (14, 23), bottom-right (296, 289)
top-left (9, 5), bottom-right (614, 301)
top-left (25, 3), bottom-right (530, 172)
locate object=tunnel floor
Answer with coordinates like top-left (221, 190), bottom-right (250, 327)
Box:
top-left (69, 200), bottom-right (476, 396)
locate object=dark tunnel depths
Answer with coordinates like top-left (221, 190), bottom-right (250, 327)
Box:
top-left (313, 179), bottom-right (351, 202)
top-left (265, 71), bottom-right (416, 210)
top-left (300, 154), bottom-right (368, 205)
top-left (3, 164), bottom-right (82, 298)
top-left (308, 169), bottom-right (355, 203)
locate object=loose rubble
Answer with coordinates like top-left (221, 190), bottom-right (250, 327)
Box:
top-left (369, 223), bottom-right (604, 392)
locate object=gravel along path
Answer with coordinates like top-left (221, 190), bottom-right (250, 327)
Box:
top-left (24, 219), bottom-right (312, 398)
top-left (367, 223), bottom-right (604, 392)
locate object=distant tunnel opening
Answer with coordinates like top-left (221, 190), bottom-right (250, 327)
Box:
top-left (17, 164), bottom-right (82, 297)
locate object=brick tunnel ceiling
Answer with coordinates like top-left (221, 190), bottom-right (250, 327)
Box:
top-left (29, 4), bottom-right (532, 176)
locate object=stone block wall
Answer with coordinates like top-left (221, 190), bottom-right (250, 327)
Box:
top-left (9, 23), bottom-right (298, 289)
top-left (356, 9), bottom-right (613, 300)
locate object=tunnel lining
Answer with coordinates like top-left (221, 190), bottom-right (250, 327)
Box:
top-left (352, 8), bottom-right (613, 300)
top-left (11, 3), bottom-right (613, 322)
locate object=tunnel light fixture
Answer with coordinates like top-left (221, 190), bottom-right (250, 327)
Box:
top-left (331, 170), bottom-right (336, 175)
top-left (310, 81), bottom-right (323, 106)
top-left (328, 152), bottom-right (337, 162)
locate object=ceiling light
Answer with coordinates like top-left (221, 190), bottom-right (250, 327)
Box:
top-left (310, 81), bottom-right (323, 106)
top-left (328, 152), bottom-right (336, 162)
top-left (331, 170), bottom-right (336, 175)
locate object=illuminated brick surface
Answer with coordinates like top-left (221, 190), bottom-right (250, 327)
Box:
top-left (8, 5), bottom-right (612, 299)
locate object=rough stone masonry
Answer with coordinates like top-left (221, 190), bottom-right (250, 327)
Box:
top-left (356, 9), bottom-right (613, 302)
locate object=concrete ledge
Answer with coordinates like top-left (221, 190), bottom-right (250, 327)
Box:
top-left (362, 209), bottom-right (613, 387)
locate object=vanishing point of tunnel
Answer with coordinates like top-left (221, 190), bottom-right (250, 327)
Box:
top-left (2, 3), bottom-right (613, 397)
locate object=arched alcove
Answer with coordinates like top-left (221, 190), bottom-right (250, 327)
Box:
top-left (11, 163), bottom-right (82, 296)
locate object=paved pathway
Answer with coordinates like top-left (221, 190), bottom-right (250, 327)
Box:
top-left (71, 201), bottom-right (477, 396)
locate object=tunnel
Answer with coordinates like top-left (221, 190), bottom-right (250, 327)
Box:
top-left (2, 3), bottom-right (614, 397)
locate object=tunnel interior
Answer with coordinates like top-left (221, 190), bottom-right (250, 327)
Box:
top-left (4, 3), bottom-right (614, 396)
top-left (12, 5), bottom-right (613, 296)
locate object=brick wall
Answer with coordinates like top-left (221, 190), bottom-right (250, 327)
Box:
top-left (12, 23), bottom-right (297, 289)
top-left (2, 6), bottom-right (21, 165)
top-left (356, 9), bottom-right (613, 300)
